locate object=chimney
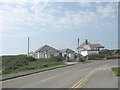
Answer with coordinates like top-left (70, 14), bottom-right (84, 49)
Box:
top-left (85, 39), bottom-right (88, 45)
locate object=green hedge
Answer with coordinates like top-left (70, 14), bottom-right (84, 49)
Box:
top-left (2, 55), bottom-right (64, 74)
top-left (88, 49), bottom-right (120, 60)
top-left (1, 55), bottom-right (36, 74)
top-left (88, 54), bottom-right (105, 60)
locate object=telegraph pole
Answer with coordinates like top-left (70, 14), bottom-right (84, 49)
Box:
top-left (78, 38), bottom-right (80, 61)
top-left (27, 37), bottom-right (30, 57)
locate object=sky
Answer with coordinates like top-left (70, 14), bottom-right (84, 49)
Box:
top-left (0, 0), bottom-right (118, 55)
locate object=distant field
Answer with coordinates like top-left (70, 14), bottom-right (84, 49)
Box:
top-left (112, 67), bottom-right (120, 76)
top-left (1, 55), bottom-right (65, 74)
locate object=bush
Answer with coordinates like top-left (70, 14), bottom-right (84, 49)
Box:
top-left (2, 55), bottom-right (65, 74)
top-left (5, 65), bottom-right (19, 70)
top-left (99, 49), bottom-right (112, 55)
top-left (2, 55), bottom-right (29, 72)
top-left (26, 56), bottom-right (37, 61)
top-left (56, 56), bottom-right (63, 61)
top-left (16, 58), bottom-right (28, 66)
top-left (88, 54), bottom-right (105, 60)
top-left (43, 64), bottom-right (48, 67)
top-left (47, 56), bottom-right (63, 62)
top-left (2, 55), bottom-right (27, 65)
top-left (2, 69), bottom-right (12, 74)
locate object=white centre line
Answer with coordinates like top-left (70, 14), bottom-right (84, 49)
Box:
top-left (20, 69), bottom-right (73, 88)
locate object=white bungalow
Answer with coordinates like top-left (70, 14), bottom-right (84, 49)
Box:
top-left (59, 48), bottom-right (75, 61)
top-left (79, 39), bottom-right (104, 56)
top-left (33, 45), bottom-right (60, 59)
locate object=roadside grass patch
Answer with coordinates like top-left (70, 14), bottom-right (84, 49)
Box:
top-left (16, 57), bottom-right (65, 72)
top-left (1, 55), bottom-right (65, 74)
top-left (0, 70), bottom-right (2, 74)
top-left (111, 67), bottom-right (120, 76)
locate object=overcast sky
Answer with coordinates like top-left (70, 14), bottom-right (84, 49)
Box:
top-left (0, 0), bottom-right (118, 55)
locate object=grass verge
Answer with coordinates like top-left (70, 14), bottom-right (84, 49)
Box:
top-left (111, 67), bottom-right (120, 76)
top-left (2, 55), bottom-right (65, 74)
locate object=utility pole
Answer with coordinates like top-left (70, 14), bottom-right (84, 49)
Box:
top-left (78, 38), bottom-right (80, 61)
top-left (27, 37), bottom-right (30, 57)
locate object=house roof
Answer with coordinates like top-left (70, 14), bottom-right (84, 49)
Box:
top-left (59, 48), bottom-right (75, 53)
top-left (35, 45), bottom-right (59, 53)
top-left (89, 44), bottom-right (104, 48)
top-left (79, 42), bottom-right (104, 49)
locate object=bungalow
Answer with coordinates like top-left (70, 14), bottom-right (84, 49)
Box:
top-left (59, 48), bottom-right (75, 61)
top-left (33, 45), bottom-right (60, 59)
top-left (79, 39), bottom-right (104, 56)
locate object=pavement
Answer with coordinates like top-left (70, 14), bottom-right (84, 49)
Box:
top-left (1, 59), bottom-right (119, 89)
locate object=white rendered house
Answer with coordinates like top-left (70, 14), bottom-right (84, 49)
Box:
top-left (79, 39), bottom-right (104, 56)
top-left (33, 45), bottom-right (60, 59)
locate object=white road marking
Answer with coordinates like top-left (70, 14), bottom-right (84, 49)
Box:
top-left (20, 70), bottom-right (73, 88)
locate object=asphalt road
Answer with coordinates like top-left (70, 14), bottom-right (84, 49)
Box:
top-left (2, 59), bottom-right (118, 88)
top-left (82, 59), bottom-right (118, 88)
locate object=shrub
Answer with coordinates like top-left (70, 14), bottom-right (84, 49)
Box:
top-left (5, 65), bottom-right (19, 70)
top-left (26, 56), bottom-right (37, 61)
top-left (16, 58), bottom-right (28, 66)
top-left (2, 55), bottom-right (65, 74)
top-left (2, 69), bottom-right (12, 74)
top-left (2, 55), bottom-right (28, 70)
top-left (99, 49), bottom-right (112, 55)
top-left (56, 56), bottom-right (63, 61)
top-left (43, 64), bottom-right (48, 67)
top-left (88, 54), bottom-right (105, 60)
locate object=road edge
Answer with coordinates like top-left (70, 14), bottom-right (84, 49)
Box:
top-left (1, 64), bottom-right (76, 81)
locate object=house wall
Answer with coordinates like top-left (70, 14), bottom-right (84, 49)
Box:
top-left (39, 52), bottom-right (45, 58)
top-left (88, 50), bottom-right (99, 54)
top-left (34, 52), bottom-right (60, 59)
top-left (62, 53), bottom-right (66, 57)
top-left (33, 52), bottom-right (45, 59)
top-left (62, 52), bottom-right (75, 60)
top-left (33, 53), bottom-right (38, 59)
top-left (53, 52), bottom-right (60, 57)
top-left (84, 45), bottom-right (91, 50)
top-left (69, 53), bottom-right (75, 60)
top-left (81, 51), bottom-right (88, 56)
top-left (47, 52), bottom-right (59, 58)
top-left (80, 50), bottom-right (99, 56)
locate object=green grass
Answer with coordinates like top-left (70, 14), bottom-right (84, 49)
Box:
top-left (111, 67), bottom-right (120, 76)
top-left (1, 55), bottom-right (65, 74)
top-left (16, 58), bottom-right (65, 72)
top-left (0, 70), bottom-right (2, 74)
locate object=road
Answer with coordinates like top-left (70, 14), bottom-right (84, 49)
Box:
top-left (82, 60), bottom-right (118, 88)
top-left (2, 59), bottom-right (118, 89)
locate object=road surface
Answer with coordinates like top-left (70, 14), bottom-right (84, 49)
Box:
top-left (2, 59), bottom-right (118, 89)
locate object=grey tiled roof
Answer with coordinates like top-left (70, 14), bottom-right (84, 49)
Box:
top-left (80, 42), bottom-right (104, 48)
top-left (59, 48), bottom-right (75, 53)
top-left (35, 45), bottom-right (59, 53)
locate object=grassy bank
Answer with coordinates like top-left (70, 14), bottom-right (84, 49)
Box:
top-left (0, 70), bottom-right (2, 74)
top-left (1, 55), bottom-right (65, 74)
top-left (88, 49), bottom-right (120, 60)
top-left (111, 67), bottom-right (120, 76)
